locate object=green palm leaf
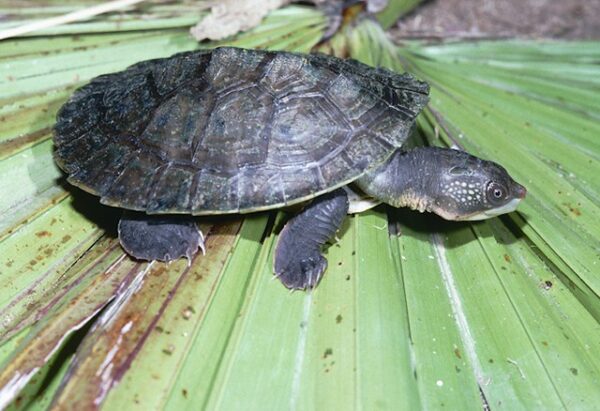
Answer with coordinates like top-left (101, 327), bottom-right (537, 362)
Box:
top-left (0, 3), bottom-right (598, 410)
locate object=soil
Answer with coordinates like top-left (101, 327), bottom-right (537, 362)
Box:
top-left (391, 0), bottom-right (600, 40)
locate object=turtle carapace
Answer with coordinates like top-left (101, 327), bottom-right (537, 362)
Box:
top-left (54, 47), bottom-right (526, 290)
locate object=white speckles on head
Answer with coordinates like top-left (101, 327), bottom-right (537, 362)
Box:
top-left (441, 178), bottom-right (486, 208)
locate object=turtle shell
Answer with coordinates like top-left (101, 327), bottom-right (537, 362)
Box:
top-left (54, 47), bottom-right (429, 215)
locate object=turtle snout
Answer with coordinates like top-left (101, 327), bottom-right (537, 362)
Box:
top-left (513, 183), bottom-right (527, 199)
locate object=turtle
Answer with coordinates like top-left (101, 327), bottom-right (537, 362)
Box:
top-left (53, 47), bottom-right (527, 290)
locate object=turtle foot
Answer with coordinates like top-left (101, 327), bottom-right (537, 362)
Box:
top-left (273, 188), bottom-right (348, 291)
top-left (118, 212), bottom-right (203, 263)
top-left (275, 253), bottom-right (327, 290)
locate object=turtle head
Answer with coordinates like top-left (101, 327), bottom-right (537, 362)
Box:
top-left (355, 147), bottom-right (526, 221)
top-left (427, 148), bottom-right (527, 221)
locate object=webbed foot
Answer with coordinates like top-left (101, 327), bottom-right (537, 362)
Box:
top-left (276, 254), bottom-right (328, 290)
top-left (274, 189), bottom-right (348, 290)
top-left (118, 212), bottom-right (204, 262)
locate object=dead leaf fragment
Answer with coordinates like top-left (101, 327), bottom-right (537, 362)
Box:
top-left (190, 0), bottom-right (291, 41)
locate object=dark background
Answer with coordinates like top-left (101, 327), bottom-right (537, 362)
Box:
top-left (392, 0), bottom-right (600, 39)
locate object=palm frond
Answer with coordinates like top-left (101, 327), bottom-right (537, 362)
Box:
top-left (0, 3), bottom-right (598, 410)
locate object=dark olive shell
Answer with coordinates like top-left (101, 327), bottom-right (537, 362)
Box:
top-left (54, 47), bottom-right (429, 214)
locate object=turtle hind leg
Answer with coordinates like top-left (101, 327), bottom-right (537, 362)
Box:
top-left (274, 188), bottom-right (349, 290)
top-left (118, 211), bottom-right (204, 262)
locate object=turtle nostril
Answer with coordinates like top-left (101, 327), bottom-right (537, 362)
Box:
top-left (514, 184), bottom-right (527, 199)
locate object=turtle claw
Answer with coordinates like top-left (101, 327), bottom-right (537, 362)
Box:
top-left (275, 253), bottom-right (327, 291)
top-left (185, 230), bottom-right (205, 267)
top-left (198, 230), bottom-right (206, 256)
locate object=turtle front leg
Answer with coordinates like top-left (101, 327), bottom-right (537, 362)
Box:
top-left (274, 188), bottom-right (349, 290)
top-left (118, 212), bottom-right (204, 262)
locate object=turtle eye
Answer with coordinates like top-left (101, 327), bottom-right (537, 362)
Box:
top-left (486, 182), bottom-right (507, 205)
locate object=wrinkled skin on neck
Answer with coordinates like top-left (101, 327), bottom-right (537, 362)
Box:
top-left (355, 147), bottom-right (527, 221)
